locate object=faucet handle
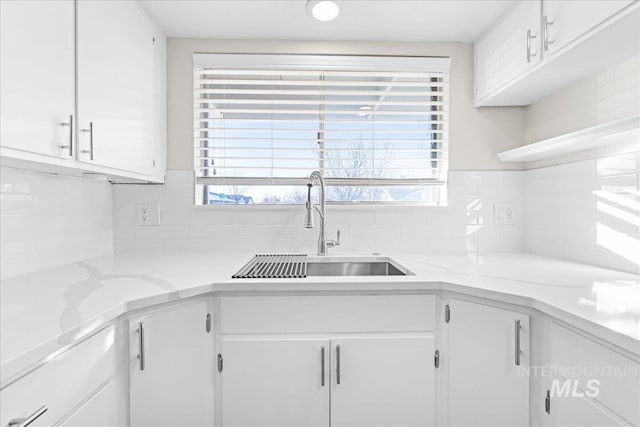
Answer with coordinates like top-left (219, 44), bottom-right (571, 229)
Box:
top-left (327, 229), bottom-right (341, 248)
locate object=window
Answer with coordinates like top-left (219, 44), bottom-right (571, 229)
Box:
top-left (194, 54), bottom-right (449, 205)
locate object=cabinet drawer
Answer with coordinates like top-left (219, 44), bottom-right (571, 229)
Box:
top-left (220, 295), bottom-right (436, 334)
top-left (550, 323), bottom-right (640, 426)
top-left (0, 326), bottom-right (115, 426)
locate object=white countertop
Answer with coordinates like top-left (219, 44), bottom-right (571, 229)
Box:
top-left (1, 251), bottom-right (639, 384)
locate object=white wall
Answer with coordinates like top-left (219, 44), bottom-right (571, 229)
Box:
top-left (525, 54), bottom-right (640, 144)
top-left (167, 39), bottom-right (525, 171)
top-left (113, 170), bottom-right (525, 256)
top-left (524, 152), bottom-right (640, 274)
top-left (0, 167), bottom-right (113, 279)
top-left (524, 54), bottom-right (640, 168)
top-left (519, 56), bottom-right (640, 273)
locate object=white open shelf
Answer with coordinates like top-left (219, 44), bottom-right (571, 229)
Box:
top-left (498, 116), bottom-right (640, 162)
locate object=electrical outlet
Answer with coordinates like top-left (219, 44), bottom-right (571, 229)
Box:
top-left (494, 202), bottom-right (515, 225)
top-left (137, 203), bottom-right (161, 226)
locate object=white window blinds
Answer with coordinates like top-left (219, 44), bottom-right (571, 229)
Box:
top-left (194, 54), bottom-right (450, 205)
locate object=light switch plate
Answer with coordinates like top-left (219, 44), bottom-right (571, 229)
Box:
top-left (137, 203), bottom-right (161, 226)
top-left (494, 202), bottom-right (515, 225)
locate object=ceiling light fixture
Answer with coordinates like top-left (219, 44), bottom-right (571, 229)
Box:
top-left (306, 0), bottom-right (340, 22)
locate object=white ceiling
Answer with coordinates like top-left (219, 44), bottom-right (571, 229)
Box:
top-left (139, 0), bottom-right (516, 42)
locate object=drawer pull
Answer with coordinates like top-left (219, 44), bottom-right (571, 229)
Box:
top-left (138, 322), bottom-right (145, 371)
top-left (8, 405), bottom-right (48, 427)
top-left (514, 319), bottom-right (521, 366)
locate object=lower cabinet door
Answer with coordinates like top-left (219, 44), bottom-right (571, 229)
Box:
top-left (447, 299), bottom-right (529, 427)
top-left (548, 387), bottom-right (625, 427)
top-left (222, 338), bottom-right (330, 427)
top-left (58, 381), bottom-right (116, 427)
top-left (330, 336), bottom-right (436, 427)
top-left (130, 299), bottom-right (214, 427)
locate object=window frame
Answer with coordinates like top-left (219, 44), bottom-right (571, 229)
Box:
top-left (193, 53), bottom-right (451, 206)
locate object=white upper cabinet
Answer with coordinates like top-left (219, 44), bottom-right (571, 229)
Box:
top-left (542, 1), bottom-right (635, 57)
top-left (475, 0), bottom-right (639, 106)
top-left (0, 0), bottom-right (75, 159)
top-left (475, 0), bottom-right (541, 101)
top-left (77, 0), bottom-right (155, 176)
top-left (0, 0), bottom-right (165, 182)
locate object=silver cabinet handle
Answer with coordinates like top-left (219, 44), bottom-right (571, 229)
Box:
top-left (526, 29), bottom-right (537, 63)
top-left (543, 15), bottom-right (554, 51)
top-left (320, 346), bottom-right (326, 387)
top-left (336, 345), bottom-right (341, 385)
top-left (515, 319), bottom-right (521, 366)
top-left (58, 115), bottom-right (73, 157)
top-left (137, 322), bottom-right (145, 371)
top-left (8, 406), bottom-right (48, 427)
top-left (80, 122), bottom-right (94, 160)
top-left (545, 390), bottom-right (551, 414)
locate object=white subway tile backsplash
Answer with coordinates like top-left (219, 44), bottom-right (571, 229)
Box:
top-left (111, 170), bottom-right (525, 257)
top-left (374, 238), bottom-right (427, 254)
top-left (375, 210), bottom-right (427, 226)
top-left (0, 167), bottom-right (113, 279)
top-left (524, 152), bottom-right (640, 274)
top-left (101, 156), bottom-right (640, 272)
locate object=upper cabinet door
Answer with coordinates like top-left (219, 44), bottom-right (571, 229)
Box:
top-left (77, 0), bottom-right (155, 176)
top-left (475, 0), bottom-right (542, 102)
top-left (542, 1), bottom-right (635, 57)
top-left (447, 299), bottom-right (530, 427)
top-left (0, 0), bottom-right (75, 159)
top-left (330, 336), bottom-right (436, 427)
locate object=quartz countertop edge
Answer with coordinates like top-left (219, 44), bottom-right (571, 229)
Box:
top-left (1, 252), bottom-right (639, 385)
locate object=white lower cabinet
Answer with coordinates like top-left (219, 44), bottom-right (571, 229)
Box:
top-left (545, 322), bottom-right (640, 427)
top-left (221, 335), bottom-right (435, 427)
top-left (446, 298), bottom-right (530, 427)
top-left (546, 390), bottom-right (626, 427)
top-left (0, 326), bottom-right (116, 427)
top-left (330, 336), bottom-right (436, 427)
top-left (218, 294), bottom-right (437, 427)
top-left (58, 380), bottom-right (117, 427)
top-left (222, 338), bottom-right (330, 426)
top-left (129, 298), bottom-right (214, 427)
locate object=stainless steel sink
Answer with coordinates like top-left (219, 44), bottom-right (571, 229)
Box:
top-left (232, 255), bottom-right (413, 279)
top-left (305, 257), bottom-right (413, 276)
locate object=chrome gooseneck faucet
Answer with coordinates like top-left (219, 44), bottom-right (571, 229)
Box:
top-left (304, 170), bottom-right (340, 256)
